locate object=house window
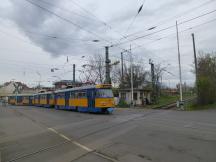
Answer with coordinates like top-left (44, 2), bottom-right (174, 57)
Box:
top-left (134, 92), bottom-right (137, 100)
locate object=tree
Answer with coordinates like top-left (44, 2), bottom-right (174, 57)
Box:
top-left (81, 54), bottom-right (119, 85)
top-left (82, 54), bottom-right (105, 84)
top-left (119, 64), bottom-right (150, 88)
top-left (197, 51), bottom-right (216, 105)
top-left (154, 63), bottom-right (171, 97)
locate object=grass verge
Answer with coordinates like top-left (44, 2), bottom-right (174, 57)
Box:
top-left (185, 102), bottom-right (216, 111)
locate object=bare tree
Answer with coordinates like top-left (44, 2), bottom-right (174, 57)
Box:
top-left (111, 64), bottom-right (122, 87)
top-left (119, 63), bottom-right (150, 88)
top-left (153, 63), bottom-right (172, 99)
top-left (82, 54), bottom-right (105, 84)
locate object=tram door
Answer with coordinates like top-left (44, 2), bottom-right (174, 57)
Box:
top-left (65, 92), bottom-right (70, 108)
top-left (87, 89), bottom-right (95, 108)
top-left (29, 96), bottom-right (33, 105)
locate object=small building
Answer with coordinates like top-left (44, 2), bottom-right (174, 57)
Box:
top-left (118, 87), bottom-right (152, 106)
top-left (0, 81), bottom-right (33, 97)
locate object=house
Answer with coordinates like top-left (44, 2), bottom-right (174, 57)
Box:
top-left (0, 81), bottom-right (39, 97)
top-left (118, 87), bottom-right (152, 106)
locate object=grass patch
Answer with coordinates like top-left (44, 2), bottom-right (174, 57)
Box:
top-left (116, 99), bottom-right (130, 108)
top-left (150, 93), bottom-right (194, 108)
top-left (144, 95), bottom-right (179, 109)
top-left (157, 95), bottom-right (179, 106)
top-left (185, 102), bottom-right (216, 111)
top-left (143, 93), bottom-right (195, 109)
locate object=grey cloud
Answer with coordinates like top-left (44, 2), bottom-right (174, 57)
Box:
top-left (7, 0), bottom-right (106, 57)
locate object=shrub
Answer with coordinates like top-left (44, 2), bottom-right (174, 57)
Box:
top-left (197, 53), bottom-right (216, 105)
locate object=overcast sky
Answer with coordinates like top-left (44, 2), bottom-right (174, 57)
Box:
top-left (0, 0), bottom-right (216, 87)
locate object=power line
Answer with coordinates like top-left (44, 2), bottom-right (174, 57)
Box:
top-left (37, 0), bottom-right (104, 24)
top-left (69, 0), bottom-right (110, 28)
top-left (20, 0), bottom-right (146, 53)
top-left (18, 0), bottom-right (130, 46)
top-left (67, 0), bottom-right (148, 48)
top-left (67, 0), bottom-right (143, 47)
top-left (46, 0), bottom-right (128, 42)
top-left (131, 17), bottom-right (216, 51)
top-left (19, 30), bottom-right (103, 42)
top-left (111, 8), bottom-right (216, 47)
top-left (121, 0), bottom-right (216, 40)
top-left (23, 0), bottom-right (111, 44)
top-left (0, 27), bottom-right (106, 59)
top-left (110, 17), bottom-right (216, 66)
top-left (124, 0), bottom-right (146, 34)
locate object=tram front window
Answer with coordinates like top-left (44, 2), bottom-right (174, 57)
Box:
top-left (96, 89), bottom-right (113, 98)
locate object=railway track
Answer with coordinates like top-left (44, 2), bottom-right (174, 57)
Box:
top-left (154, 97), bottom-right (196, 110)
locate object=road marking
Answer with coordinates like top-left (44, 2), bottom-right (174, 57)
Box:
top-left (94, 152), bottom-right (118, 162)
top-left (48, 128), bottom-right (59, 134)
top-left (47, 127), bottom-right (118, 161)
top-left (72, 141), bottom-right (93, 152)
top-left (48, 127), bottom-right (93, 152)
top-left (59, 134), bottom-right (71, 141)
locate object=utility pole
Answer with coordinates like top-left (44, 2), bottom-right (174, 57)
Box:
top-left (149, 59), bottom-right (156, 103)
top-left (73, 64), bottom-right (76, 84)
top-left (121, 52), bottom-right (124, 81)
top-left (130, 45), bottom-right (134, 108)
top-left (176, 21), bottom-right (183, 108)
top-left (192, 33), bottom-right (198, 83)
top-left (105, 46), bottom-right (111, 84)
top-left (192, 33), bottom-right (199, 101)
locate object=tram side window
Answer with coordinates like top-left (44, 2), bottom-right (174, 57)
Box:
top-left (83, 92), bottom-right (87, 98)
top-left (75, 92), bottom-right (79, 98)
top-left (24, 96), bottom-right (29, 100)
top-left (50, 94), bottom-right (54, 99)
top-left (58, 93), bottom-right (65, 99)
top-left (41, 95), bottom-right (46, 100)
top-left (70, 92), bottom-right (75, 98)
top-left (78, 92), bottom-right (86, 98)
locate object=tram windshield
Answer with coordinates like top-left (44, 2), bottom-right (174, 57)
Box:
top-left (96, 89), bottom-right (113, 98)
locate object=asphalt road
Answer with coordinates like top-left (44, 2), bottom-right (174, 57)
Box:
top-left (0, 106), bottom-right (216, 162)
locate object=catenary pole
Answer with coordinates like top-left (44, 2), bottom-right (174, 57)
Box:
top-left (192, 33), bottom-right (199, 100)
top-left (121, 52), bottom-right (124, 81)
top-left (130, 45), bottom-right (134, 107)
top-left (176, 21), bottom-right (183, 106)
top-left (73, 64), bottom-right (76, 83)
top-left (105, 46), bottom-right (111, 84)
top-left (192, 33), bottom-right (198, 83)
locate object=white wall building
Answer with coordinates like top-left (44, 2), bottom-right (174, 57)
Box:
top-left (0, 81), bottom-right (37, 97)
top-left (119, 88), bottom-right (151, 106)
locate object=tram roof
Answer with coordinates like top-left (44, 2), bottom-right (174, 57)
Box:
top-left (55, 85), bottom-right (96, 93)
top-left (8, 94), bottom-right (34, 97)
